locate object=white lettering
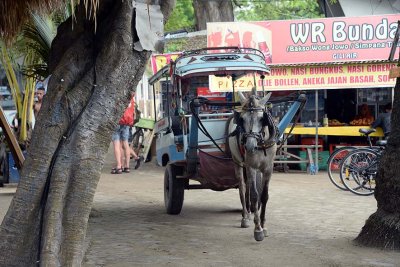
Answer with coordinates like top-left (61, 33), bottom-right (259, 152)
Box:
top-left (332, 19), bottom-right (396, 42)
top-left (376, 19), bottom-right (388, 40)
top-left (389, 22), bottom-right (398, 39)
top-left (290, 23), bottom-right (310, 44)
top-left (311, 44), bottom-right (330, 51)
top-left (333, 21), bottom-right (346, 42)
top-left (311, 22), bottom-right (326, 43)
top-left (362, 24), bottom-right (374, 40)
top-left (348, 26), bottom-right (360, 41)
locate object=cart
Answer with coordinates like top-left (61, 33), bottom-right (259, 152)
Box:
top-left (149, 47), bottom-right (306, 214)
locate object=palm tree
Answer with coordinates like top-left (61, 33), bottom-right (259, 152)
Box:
top-left (20, 13), bottom-right (59, 79)
top-left (0, 0), bottom-right (176, 266)
top-left (0, 12), bottom-right (63, 145)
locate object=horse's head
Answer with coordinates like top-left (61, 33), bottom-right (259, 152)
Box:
top-left (234, 91), bottom-right (277, 154)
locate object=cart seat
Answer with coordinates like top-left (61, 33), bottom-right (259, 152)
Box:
top-left (359, 128), bottom-right (376, 135)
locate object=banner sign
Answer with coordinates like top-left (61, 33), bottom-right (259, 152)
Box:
top-left (151, 53), bottom-right (181, 74)
top-left (209, 63), bottom-right (397, 91)
top-left (207, 14), bottom-right (400, 65)
top-left (197, 87), bottom-right (226, 99)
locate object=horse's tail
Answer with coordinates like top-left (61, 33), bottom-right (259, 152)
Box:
top-left (249, 172), bottom-right (262, 213)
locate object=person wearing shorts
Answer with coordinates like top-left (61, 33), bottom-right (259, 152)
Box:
top-left (111, 92), bottom-right (141, 174)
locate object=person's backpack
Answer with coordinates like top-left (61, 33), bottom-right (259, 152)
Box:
top-left (119, 98), bottom-right (135, 126)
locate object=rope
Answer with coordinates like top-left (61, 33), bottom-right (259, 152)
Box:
top-left (188, 94), bottom-right (305, 167)
top-left (189, 100), bottom-right (225, 154)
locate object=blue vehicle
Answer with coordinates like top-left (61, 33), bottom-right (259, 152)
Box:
top-left (148, 47), bottom-right (306, 214)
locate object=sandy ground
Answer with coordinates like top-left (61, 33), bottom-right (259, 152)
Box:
top-left (1, 148), bottom-right (400, 267)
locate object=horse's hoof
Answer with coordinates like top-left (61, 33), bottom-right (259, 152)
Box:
top-left (254, 230), bottom-right (264, 241)
top-left (241, 218), bottom-right (250, 228)
top-left (263, 229), bottom-right (268, 237)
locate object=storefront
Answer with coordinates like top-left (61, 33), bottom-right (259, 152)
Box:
top-left (206, 14), bottom-right (399, 169)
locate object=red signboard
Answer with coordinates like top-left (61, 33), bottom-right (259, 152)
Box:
top-left (197, 87), bottom-right (226, 100)
top-left (207, 14), bottom-right (400, 65)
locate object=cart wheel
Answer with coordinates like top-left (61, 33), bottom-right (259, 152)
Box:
top-left (164, 164), bottom-right (185, 215)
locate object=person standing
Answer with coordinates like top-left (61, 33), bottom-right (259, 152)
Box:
top-left (371, 103), bottom-right (392, 139)
top-left (33, 86), bottom-right (46, 117)
top-left (111, 92), bottom-right (141, 174)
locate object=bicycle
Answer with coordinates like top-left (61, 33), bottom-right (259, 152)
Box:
top-left (327, 128), bottom-right (376, 191)
top-left (130, 126), bottom-right (144, 158)
top-left (129, 118), bottom-right (154, 163)
top-left (339, 138), bottom-right (386, 196)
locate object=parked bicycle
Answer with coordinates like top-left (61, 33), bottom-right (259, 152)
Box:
top-left (130, 126), bottom-right (144, 158)
top-left (339, 138), bottom-right (386, 196)
top-left (129, 118), bottom-right (154, 163)
top-left (327, 128), bottom-right (376, 191)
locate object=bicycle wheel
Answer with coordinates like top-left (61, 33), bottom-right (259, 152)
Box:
top-left (130, 128), bottom-right (144, 156)
top-left (339, 148), bottom-right (378, 196)
top-left (327, 146), bottom-right (355, 190)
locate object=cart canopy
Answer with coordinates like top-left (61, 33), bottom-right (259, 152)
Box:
top-left (174, 47), bottom-right (270, 78)
top-left (148, 47), bottom-right (270, 85)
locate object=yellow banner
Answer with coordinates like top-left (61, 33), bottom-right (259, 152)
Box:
top-left (209, 63), bottom-right (397, 91)
top-left (151, 53), bottom-right (181, 74)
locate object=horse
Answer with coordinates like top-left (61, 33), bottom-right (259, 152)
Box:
top-left (227, 91), bottom-right (277, 241)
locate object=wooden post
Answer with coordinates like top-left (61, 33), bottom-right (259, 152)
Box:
top-left (0, 106), bottom-right (24, 169)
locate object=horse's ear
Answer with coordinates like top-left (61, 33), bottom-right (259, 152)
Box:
top-left (238, 91), bottom-right (246, 104)
top-left (259, 92), bottom-right (272, 106)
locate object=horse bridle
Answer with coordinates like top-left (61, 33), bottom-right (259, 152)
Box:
top-left (234, 106), bottom-right (278, 155)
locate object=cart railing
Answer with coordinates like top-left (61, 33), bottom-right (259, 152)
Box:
top-left (180, 46), bottom-right (265, 58)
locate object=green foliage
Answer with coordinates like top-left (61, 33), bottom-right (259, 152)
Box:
top-left (163, 0), bottom-right (322, 34)
top-left (16, 10), bottom-right (69, 79)
top-left (18, 13), bottom-right (57, 78)
top-left (234, 0), bottom-right (323, 21)
top-left (165, 0), bottom-right (195, 32)
top-left (164, 38), bottom-right (188, 53)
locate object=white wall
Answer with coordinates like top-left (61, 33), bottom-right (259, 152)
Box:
top-left (135, 73), bottom-right (161, 120)
top-left (339, 0), bottom-right (400, 16)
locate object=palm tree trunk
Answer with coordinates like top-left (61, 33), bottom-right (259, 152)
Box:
top-left (0, 0), bottom-right (174, 266)
top-left (355, 77), bottom-right (400, 249)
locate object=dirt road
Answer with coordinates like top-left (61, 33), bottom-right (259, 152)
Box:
top-left (1, 151), bottom-right (400, 267)
top-left (83, 151), bottom-right (400, 267)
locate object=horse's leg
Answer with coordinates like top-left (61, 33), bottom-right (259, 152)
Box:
top-left (247, 167), bottom-right (263, 241)
top-left (235, 165), bottom-right (250, 228)
top-left (260, 169), bottom-right (272, 237)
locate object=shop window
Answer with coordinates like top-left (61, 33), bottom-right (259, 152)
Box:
top-left (357, 88), bottom-right (392, 119)
top-left (300, 91), bottom-right (324, 124)
top-left (326, 89), bottom-right (356, 124)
